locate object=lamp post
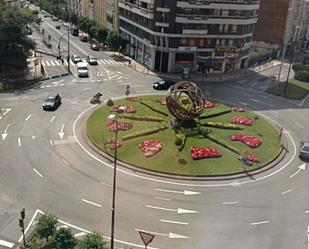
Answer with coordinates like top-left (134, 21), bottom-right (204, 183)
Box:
top-left (67, 0), bottom-right (71, 72)
top-left (159, 12), bottom-right (166, 76)
top-left (107, 113), bottom-right (119, 249)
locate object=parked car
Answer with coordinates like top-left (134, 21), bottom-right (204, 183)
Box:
top-left (71, 54), bottom-right (82, 63)
top-left (90, 42), bottom-right (100, 51)
top-left (55, 24), bottom-right (60, 29)
top-left (153, 80), bottom-right (176, 90)
top-left (86, 55), bottom-right (98, 65)
top-left (77, 62), bottom-right (89, 77)
top-left (79, 34), bottom-right (88, 42)
top-left (299, 141), bottom-right (309, 160)
top-left (42, 94), bottom-right (61, 111)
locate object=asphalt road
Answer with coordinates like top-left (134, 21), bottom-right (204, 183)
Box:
top-left (0, 13), bottom-right (308, 249)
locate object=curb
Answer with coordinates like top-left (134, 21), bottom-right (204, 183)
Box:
top-left (40, 72), bottom-right (70, 81)
top-left (79, 97), bottom-right (288, 181)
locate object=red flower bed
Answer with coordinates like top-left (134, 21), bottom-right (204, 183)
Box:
top-left (138, 140), bottom-right (163, 157)
top-left (244, 151), bottom-right (260, 163)
top-left (111, 105), bottom-right (136, 113)
top-left (190, 146), bottom-right (222, 160)
top-left (230, 133), bottom-right (262, 148)
top-left (204, 100), bottom-right (217, 108)
top-left (106, 121), bottom-right (132, 131)
top-left (154, 97), bottom-right (166, 105)
top-left (231, 116), bottom-right (253, 126)
top-left (104, 138), bottom-right (121, 150)
top-left (127, 97), bottom-right (142, 102)
top-left (232, 106), bottom-right (245, 112)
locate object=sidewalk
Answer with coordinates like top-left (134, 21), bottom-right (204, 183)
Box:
top-left (123, 54), bottom-right (282, 82)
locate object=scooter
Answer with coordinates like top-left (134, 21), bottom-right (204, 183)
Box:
top-left (90, 92), bottom-right (102, 104)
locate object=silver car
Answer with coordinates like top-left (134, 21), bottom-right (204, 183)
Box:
top-left (299, 141), bottom-right (309, 160)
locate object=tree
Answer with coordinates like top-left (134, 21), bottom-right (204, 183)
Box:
top-left (35, 213), bottom-right (57, 242)
top-left (76, 232), bottom-right (108, 249)
top-left (95, 26), bottom-right (108, 43)
top-left (106, 31), bottom-right (123, 54)
top-left (89, 25), bottom-right (99, 38)
top-left (48, 228), bottom-right (77, 249)
top-left (106, 99), bottom-right (114, 110)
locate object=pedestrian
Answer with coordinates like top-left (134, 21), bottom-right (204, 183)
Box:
top-left (128, 60), bottom-right (131, 66)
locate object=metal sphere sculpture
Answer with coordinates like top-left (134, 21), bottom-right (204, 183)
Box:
top-left (166, 81), bottom-right (204, 120)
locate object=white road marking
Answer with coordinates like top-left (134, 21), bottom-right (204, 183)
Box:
top-left (289, 163), bottom-right (306, 178)
top-left (155, 188), bottom-right (200, 195)
top-left (307, 226), bottom-right (309, 249)
top-left (62, 159), bottom-right (70, 166)
top-left (45, 61), bottom-right (50, 66)
top-left (145, 205), bottom-right (197, 214)
top-left (0, 240), bottom-right (14, 248)
top-left (32, 136), bottom-right (35, 139)
top-left (281, 189), bottom-right (292, 195)
top-left (154, 197), bottom-right (171, 201)
top-left (81, 199), bottom-right (102, 207)
top-left (222, 201), bottom-right (239, 205)
top-left (50, 116), bottom-right (56, 122)
top-left (134, 228), bottom-right (189, 239)
top-left (295, 122), bottom-right (303, 128)
top-left (160, 220), bottom-right (188, 225)
top-left (74, 232), bottom-right (86, 238)
top-left (58, 123), bottom-right (65, 139)
top-left (50, 61), bottom-right (55, 66)
top-left (57, 225), bottom-right (69, 229)
top-left (49, 139), bottom-right (54, 146)
top-left (33, 168), bottom-right (43, 178)
top-left (100, 182), bottom-right (112, 188)
top-left (46, 85), bottom-right (52, 88)
top-left (250, 220), bottom-right (270, 226)
top-left (55, 60), bottom-right (60, 66)
top-left (18, 137), bottom-right (21, 147)
top-left (41, 61), bottom-right (46, 66)
top-left (25, 114), bottom-right (32, 121)
top-left (238, 101), bottom-right (247, 106)
top-left (249, 98), bottom-right (259, 102)
top-left (82, 87), bottom-right (92, 91)
top-left (305, 210), bottom-right (309, 214)
top-left (2, 124), bottom-right (10, 140)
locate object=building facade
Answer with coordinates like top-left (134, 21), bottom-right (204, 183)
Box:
top-left (119, 0), bottom-right (260, 73)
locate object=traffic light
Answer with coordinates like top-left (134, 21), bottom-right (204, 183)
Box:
top-left (20, 209), bottom-right (25, 219)
top-left (19, 218), bottom-right (24, 228)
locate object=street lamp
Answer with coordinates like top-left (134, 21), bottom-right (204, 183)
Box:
top-left (107, 113), bottom-right (119, 249)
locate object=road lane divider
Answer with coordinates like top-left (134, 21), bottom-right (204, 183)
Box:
top-left (222, 201), bottom-right (239, 205)
top-left (154, 197), bottom-right (171, 201)
top-left (0, 239), bottom-right (14, 248)
top-left (250, 220), bottom-right (270, 226)
top-left (281, 189), bottom-right (292, 195)
top-left (25, 114), bottom-right (32, 121)
top-left (49, 139), bottom-right (54, 146)
top-left (81, 198), bottom-right (102, 207)
top-left (160, 220), bottom-right (188, 225)
top-left (33, 168), bottom-right (44, 178)
top-left (18, 137), bottom-right (21, 147)
top-left (61, 159), bottom-right (70, 166)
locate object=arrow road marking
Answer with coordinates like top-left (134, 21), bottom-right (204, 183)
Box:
top-left (145, 205), bottom-right (197, 214)
top-left (135, 228), bottom-right (190, 239)
top-left (81, 199), bottom-right (102, 207)
top-left (289, 163), bottom-right (306, 178)
top-left (155, 188), bottom-right (200, 195)
top-left (160, 220), bottom-right (188, 225)
top-left (2, 124), bottom-right (9, 140)
top-left (58, 123), bottom-right (64, 139)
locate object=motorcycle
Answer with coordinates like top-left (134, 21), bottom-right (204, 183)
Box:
top-left (90, 92), bottom-right (102, 104)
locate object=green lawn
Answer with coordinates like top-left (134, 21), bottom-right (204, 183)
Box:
top-left (266, 78), bottom-right (309, 99)
top-left (87, 96), bottom-right (282, 176)
top-left (0, 79), bottom-right (38, 91)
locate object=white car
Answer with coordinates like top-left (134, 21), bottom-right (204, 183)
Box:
top-left (77, 62), bottom-right (89, 77)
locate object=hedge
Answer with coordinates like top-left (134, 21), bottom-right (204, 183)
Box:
top-left (198, 109), bottom-right (232, 119)
top-left (139, 101), bottom-right (169, 116)
top-left (122, 125), bottom-right (168, 141)
top-left (294, 70), bottom-right (309, 82)
top-left (292, 63), bottom-right (309, 72)
top-left (119, 114), bottom-right (165, 122)
top-left (200, 121), bottom-right (242, 130)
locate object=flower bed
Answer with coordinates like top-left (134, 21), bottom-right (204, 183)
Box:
top-left (204, 100), bottom-right (217, 108)
top-left (232, 106), bottom-right (245, 112)
top-left (127, 97), bottom-right (142, 102)
top-left (230, 133), bottom-right (262, 148)
top-left (231, 116), bottom-right (253, 126)
top-left (244, 151), bottom-right (260, 163)
top-left (138, 140), bottom-right (163, 157)
top-left (190, 146), bottom-right (222, 160)
top-left (104, 138), bottom-right (121, 150)
top-left (106, 121), bottom-right (133, 131)
top-left (154, 97), bottom-right (166, 105)
top-left (111, 105), bottom-right (136, 113)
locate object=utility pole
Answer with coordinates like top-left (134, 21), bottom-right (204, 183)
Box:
top-left (114, 0), bottom-right (119, 32)
top-left (19, 208), bottom-right (26, 248)
top-left (67, 0), bottom-right (71, 73)
top-left (159, 12), bottom-right (165, 76)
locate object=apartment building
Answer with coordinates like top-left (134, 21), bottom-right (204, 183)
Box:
top-left (119, 0), bottom-right (260, 73)
top-left (253, 0), bottom-right (308, 55)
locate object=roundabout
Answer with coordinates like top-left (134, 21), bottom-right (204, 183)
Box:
top-left (86, 82), bottom-right (282, 177)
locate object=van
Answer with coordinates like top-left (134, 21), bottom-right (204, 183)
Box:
top-left (77, 62), bottom-right (89, 77)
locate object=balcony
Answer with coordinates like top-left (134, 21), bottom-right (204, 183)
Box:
top-left (119, 1), bottom-right (154, 19)
top-left (155, 22), bottom-right (169, 28)
top-left (156, 7), bottom-right (170, 13)
top-left (183, 29), bottom-right (208, 35)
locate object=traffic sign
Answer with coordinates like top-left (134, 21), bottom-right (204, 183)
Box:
top-left (138, 231), bottom-right (155, 247)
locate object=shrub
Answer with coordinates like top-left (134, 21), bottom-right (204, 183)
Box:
top-left (140, 101), bottom-right (169, 116)
top-left (292, 63), bottom-right (309, 72)
top-left (175, 129), bottom-right (186, 151)
top-left (201, 121), bottom-right (242, 130)
top-left (119, 114), bottom-right (165, 122)
top-left (294, 70), bottom-right (309, 82)
top-left (198, 109), bottom-right (232, 119)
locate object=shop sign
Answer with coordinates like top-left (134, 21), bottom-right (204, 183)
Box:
top-left (215, 46), bottom-right (236, 53)
top-left (178, 46), bottom-right (197, 52)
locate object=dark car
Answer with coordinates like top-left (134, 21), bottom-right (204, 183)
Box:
top-left (71, 54), bottom-right (82, 63)
top-left (42, 94), bottom-right (61, 111)
top-left (55, 24), bottom-right (61, 29)
top-left (90, 43), bottom-right (100, 51)
top-left (79, 34), bottom-right (88, 42)
top-left (299, 141), bottom-right (309, 160)
top-left (153, 80), bottom-right (176, 90)
top-left (86, 55), bottom-right (98, 65)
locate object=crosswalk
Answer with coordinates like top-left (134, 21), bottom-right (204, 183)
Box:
top-left (42, 59), bottom-right (124, 67)
top-left (41, 60), bottom-right (62, 66)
